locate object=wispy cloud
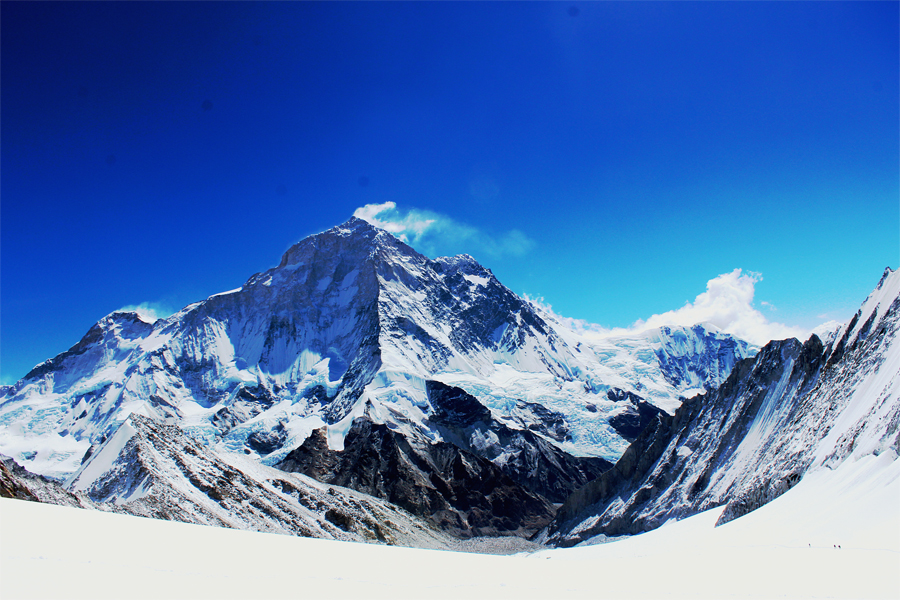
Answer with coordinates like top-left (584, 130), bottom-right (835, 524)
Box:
top-left (116, 301), bottom-right (175, 323)
top-left (353, 202), bottom-right (535, 259)
top-left (530, 269), bottom-right (815, 347)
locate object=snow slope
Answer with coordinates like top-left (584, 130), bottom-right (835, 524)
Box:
top-left (2, 447), bottom-right (897, 600)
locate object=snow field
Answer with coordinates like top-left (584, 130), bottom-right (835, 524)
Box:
top-left (2, 450), bottom-right (897, 600)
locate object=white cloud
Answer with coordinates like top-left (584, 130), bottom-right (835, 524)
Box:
top-left (117, 302), bottom-right (174, 323)
top-left (635, 269), bottom-right (807, 346)
top-left (353, 202), bottom-right (534, 259)
top-left (529, 269), bottom-right (814, 347)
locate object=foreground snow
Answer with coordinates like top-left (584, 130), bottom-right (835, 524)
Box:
top-left (3, 452), bottom-right (897, 599)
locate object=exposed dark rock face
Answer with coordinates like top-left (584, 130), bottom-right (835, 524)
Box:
top-left (247, 422), bottom-right (289, 455)
top-left (275, 381), bottom-right (613, 537)
top-left (424, 381), bottom-right (612, 504)
top-left (606, 388), bottom-right (644, 404)
top-left (60, 414), bottom-right (460, 548)
top-left (485, 432), bottom-right (612, 505)
top-left (509, 400), bottom-right (571, 442)
top-left (1, 456), bottom-right (99, 508)
top-left (545, 338), bottom-right (822, 545)
top-left (606, 389), bottom-right (667, 441)
top-left (277, 417), bottom-right (555, 538)
top-left (543, 270), bottom-right (900, 546)
top-left (0, 459), bottom-right (40, 502)
top-left (211, 385), bottom-right (279, 434)
top-left (426, 380), bottom-right (492, 426)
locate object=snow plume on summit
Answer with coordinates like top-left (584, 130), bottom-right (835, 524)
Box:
top-left (115, 302), bottom-right (175, 324)
top-left (353, 202), bottom-right (534, 259)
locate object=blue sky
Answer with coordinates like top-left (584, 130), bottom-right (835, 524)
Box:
top-left (2, 1), bottom-right (897, 383)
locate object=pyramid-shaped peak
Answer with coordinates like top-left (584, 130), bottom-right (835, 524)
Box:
top-left (328, 215), bottom-right (381, 236)
top-left (278, 216), bottom-right (421, 269)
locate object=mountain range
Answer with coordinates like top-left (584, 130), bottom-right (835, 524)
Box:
top-left (1, 217), bottom-right (896, 549)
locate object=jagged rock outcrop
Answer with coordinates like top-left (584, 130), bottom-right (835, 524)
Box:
top-left (276, 416), bottom-right (555, 538)
top-left (0, 459), bottom-right (39, 502)
top-left (423, 381), bottom-right (612, 503)
top-left (543, 268), bottom-right (900, 546)
top-left (63, 414), bottom-right (460, 548)
top-left (1, 455), bottom-right (110, 509)
top-left (605, 388), bottom-right (667, 441)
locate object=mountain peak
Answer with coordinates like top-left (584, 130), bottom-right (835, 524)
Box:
top-left (329, 215), bottom-right (380, 236)
top-left (277, 216), bottom-right (419, 269)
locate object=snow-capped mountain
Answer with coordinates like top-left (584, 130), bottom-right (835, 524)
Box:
top-left (0, 217), bottom-right (753, 487)
top-left (0, 216), bottom-right (761, 538)
top-left (543, 267), bottom-right (900, 546)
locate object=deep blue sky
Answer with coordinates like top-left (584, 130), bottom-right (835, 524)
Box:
top-left (2, 1), bottom-right (898, 383)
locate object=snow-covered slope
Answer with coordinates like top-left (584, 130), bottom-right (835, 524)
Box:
top-left (544, 267), bottom-right (900, 545)
top-left (3, 447), bottom-right (897, 599)
top-left (0, 217), bottom-right (753, 482)
top-left (20, 413), bottom-right (458, 548)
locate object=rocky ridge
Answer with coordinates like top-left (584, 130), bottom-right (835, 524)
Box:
top-left (542, 268), bottom-right (900, 546)
top-left (61, 413), bottom-right (462, 548)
